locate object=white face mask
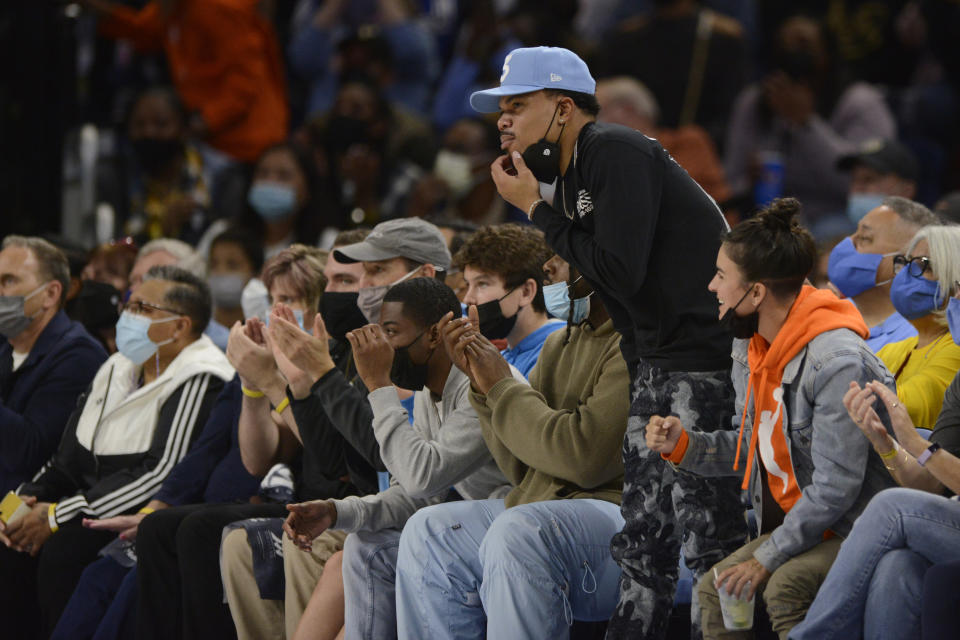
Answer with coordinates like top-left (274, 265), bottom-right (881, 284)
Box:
top-left (433, 150), bottom-right (475, 200)
top-left (356, 266), bottom-right (421, 325)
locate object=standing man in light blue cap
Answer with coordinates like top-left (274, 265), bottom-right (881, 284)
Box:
top-left (451, 46), bottom-right (747, 639)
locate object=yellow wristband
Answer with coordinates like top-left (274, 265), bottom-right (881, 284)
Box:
top-left (879, 442), bottom-right (899, 460)
top-left (48, 503), bottom-right (58, 533)
top-left (241, 386), bottom-right (265, 398)
top-left (274, 396), bottom-right (290, 414)
top-left (138, 507), bottom-right (155, 515)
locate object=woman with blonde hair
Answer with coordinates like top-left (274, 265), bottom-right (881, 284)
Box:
top-left (877, 225), bottom-right (960, 429)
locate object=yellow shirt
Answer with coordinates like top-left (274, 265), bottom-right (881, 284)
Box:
top-left (878, 334), bottom-right (960, 430)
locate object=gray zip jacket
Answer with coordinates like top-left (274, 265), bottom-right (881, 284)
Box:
top-left (676, 329), bottom-right (898, 572)
top-left (332, 365), bottom-right (515, 533)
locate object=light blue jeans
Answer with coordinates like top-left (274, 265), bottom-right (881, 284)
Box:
top-left (395, 498), bottom-right (625, 640)
top-left (790, 488), bottom-right (960, 640)
top-left (342, 528), bottom-right (402, 640)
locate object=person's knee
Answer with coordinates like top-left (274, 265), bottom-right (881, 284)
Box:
top-left (220, 529), bottom-right (252, 581)
top-left (478, 507), bottom-right (548, 568)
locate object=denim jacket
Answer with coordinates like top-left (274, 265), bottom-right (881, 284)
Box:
top-left (677, 328), bottom-right (898, 572)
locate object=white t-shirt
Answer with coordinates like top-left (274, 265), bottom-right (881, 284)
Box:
top-left (11, 351), bottom-right (28, 371)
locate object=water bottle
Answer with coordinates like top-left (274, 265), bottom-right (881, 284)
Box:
top-left (753, 151), bottom-right (784, 208)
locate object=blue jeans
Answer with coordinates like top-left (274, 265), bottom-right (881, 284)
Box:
top-left (342, 528), bottom-right (402, 640)
top-left (395, 498), bottom-right (625, 640)
top-left (790, 488), bottom-right (960, 640)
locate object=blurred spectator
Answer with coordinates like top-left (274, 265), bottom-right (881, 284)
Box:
top-left (811, 235), bottom-right (843, 291)
top-left (96, 87), bottom-right (213, 244)
top-left (207, 229), bottom-right (264, 336)
top-left (596, 76), bottom-right (731, 204)
top-left (288, 0), bottom-right (439, 118)
top-left (81, 238), bottom-right (140, 295)
top-left (935, 191), bottom-right (960, 224)
top-left (405, 118), bottom-right (506, 224)
top-left (597, 0), bottom-right (749, 149)
top-left (431, 0), bottom-right (523, 132)
top-left (0, 236), bottom-right (108, 496)
top-left (88, 0), bottom-right (289, 164)
top-left (724, 14), bottom-right (896, 235)
top-left (311, 78), bottom-right (434, 225)
top-left (837, 139), bottom-right (920, 226)
top-left (236, 142), bottom-right (335, 259)
top-left (129, 238), bottom-right (203, 293)
top-left (454, 224), bottom-right (563, 377)
top-left (877, 225), bottom-right (960, 430)
top-left (826, 197), bottom-right (937, 352)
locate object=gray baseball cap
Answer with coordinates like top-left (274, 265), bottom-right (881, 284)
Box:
top-left (333, 218), bottom-right (451, 271)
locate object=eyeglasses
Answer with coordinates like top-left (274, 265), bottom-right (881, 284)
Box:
top-left (122, 299), bottom-right (183, 316)
top-left (893, 255), bottom-right (932, 278)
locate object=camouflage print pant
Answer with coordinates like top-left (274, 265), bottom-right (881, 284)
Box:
top-left (606, 360), bottom-right (748, 640)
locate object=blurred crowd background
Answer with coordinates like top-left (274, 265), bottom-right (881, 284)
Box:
top-left (2, 0), bottom-right (960, 255)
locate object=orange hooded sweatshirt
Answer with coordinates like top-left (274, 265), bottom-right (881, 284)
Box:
top-left (668, 286), bottom-right (868, 516)
top-left (100, 0), bottom-right (288, 163)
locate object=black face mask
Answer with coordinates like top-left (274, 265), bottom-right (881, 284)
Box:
top-left (475, 288), bottom-right (519, 340)
top-left (720, 284), bottom-right (759, 340)
top-left (319, 291), bottom-right (368, 341)
top-left (775, 48), bottom-right (818, 81)
top-left (521, 103), bottom-right (565, 184)
top-left (390, 332), bottom-right (433, 390)
top-left (66, 280), bottom-right (122, 331)
top-left (131, 137), bottom-right (185, 174)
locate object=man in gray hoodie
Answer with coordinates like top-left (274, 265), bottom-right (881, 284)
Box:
top-left (282, 277), bottom-right (519, 640)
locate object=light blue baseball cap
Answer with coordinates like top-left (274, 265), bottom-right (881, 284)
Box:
top-left (470, 46), bottom-right (596, 113)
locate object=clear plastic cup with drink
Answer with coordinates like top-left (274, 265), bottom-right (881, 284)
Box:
top-left (717, 576), bottom-right (755, 630)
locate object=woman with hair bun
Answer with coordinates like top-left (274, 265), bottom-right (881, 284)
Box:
top-left (645, 198), bottom-right (898, 638)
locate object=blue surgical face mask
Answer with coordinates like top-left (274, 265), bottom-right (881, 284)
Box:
top-left (890, 267), bottom-right (942, 320)
top-left (248, 182), bottom-right (297, 221)
top-left (266, 309), bottom-right (305, 331)
top-left (947, 297), bottom-right (960, 345)
top-left (827, 237), bottom-right (894, 298)
top-left (543, 279), bottom-right (591, 324)
top-left (115, 311), bottom-right (178, 364)
top-left (846, 193), bottom-right (886, 225)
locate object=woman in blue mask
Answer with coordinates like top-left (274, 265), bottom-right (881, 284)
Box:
top-left (238, 143), bottom-right (338, 260)
top-left (876, 226), bottom-right (960, 430)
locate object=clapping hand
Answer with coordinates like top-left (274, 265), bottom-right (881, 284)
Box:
top-left (345, 325), bottom-right (395, 391)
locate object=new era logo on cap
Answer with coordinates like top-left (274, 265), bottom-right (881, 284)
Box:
top-left (471, 47), bottom-right (596, 113)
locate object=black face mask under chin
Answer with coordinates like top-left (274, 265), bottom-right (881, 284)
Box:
top-left (521, 103), bottom-right (565, 184)
top-left (720, 284), bottom-right (759, 340)
top-left (390, 332), bottom-right (433, 390)
top-left (475, 289), bottom-right (519, 340)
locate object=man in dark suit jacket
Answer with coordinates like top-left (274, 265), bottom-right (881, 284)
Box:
top-left (0, 236), bottom-right (108, 495)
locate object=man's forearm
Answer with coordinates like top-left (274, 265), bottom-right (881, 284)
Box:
top-left (237, 398), bottom-right (282, 476)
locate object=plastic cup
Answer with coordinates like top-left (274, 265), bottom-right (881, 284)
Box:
top-left (717, 579), bottom-right (755, 631)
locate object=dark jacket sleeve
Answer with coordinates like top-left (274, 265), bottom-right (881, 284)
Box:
top-left (532, 138), bottom-right (662, 298)
top-left (50, 374), bottom-right (224, 526)
top-left (152, 377), bottom-right (240, 506)
top-left (0, 338), bottom-right (107, 483)
top-left (932, 370), bottom-right (960, 459)
top-left (303, 369), bottom-right (386, 472)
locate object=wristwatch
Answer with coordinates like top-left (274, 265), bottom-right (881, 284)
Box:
top-left (917, 442), bottom-right (942, 467)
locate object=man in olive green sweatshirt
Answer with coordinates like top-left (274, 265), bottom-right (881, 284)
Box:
top-left (394, 255), bottom-right (630, 639)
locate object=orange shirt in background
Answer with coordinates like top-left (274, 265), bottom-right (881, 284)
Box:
top-left (100, 0), bottom-right (288, 163)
